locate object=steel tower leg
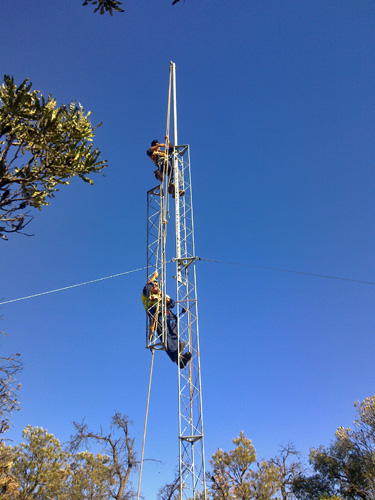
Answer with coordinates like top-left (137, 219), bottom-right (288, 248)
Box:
top-left (146, 185), bottom-right (168, 351)
top-left (173, 144), bottom-right (206, 500)
top-left (145, 62), bottom-right (206, 498)
top-left (171, 58), bottom-right (206, 500)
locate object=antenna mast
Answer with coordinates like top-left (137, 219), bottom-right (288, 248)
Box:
top-left (145, 62), bottom-right (206, 499)
top-left (171, 61), bottom-right (207, 500)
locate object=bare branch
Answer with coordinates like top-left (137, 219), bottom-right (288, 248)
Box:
top-left (0, 353), bottom-right (23, 438)
top-left (70, 413), bottom-right (138, 499)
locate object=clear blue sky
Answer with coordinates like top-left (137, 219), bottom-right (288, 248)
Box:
top-left (1, 0), bottom-right (375, 497)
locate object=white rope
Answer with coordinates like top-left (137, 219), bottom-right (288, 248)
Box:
top-left (136, 349), bottom-right (155, 500)
top-left (1, 257), bottom-right (373, 308)
top-left (198, 258), bottom-right (375, 285)
top-left (0, 266), bottom-right (147, 306)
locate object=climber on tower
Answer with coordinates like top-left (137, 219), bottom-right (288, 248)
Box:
top-left (141, 270), bottom-right (191, 369)
top-left (146, 137), bottom-right (184, 197)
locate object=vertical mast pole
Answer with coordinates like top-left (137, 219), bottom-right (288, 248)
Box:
top-left (172, 62), bottom-right (182, 283)
top-left (172, 61), bottom-right (178, 147)
top-left (171, 61), bottom-right (207, 500)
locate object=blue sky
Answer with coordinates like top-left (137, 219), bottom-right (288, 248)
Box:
top-left (1, 0), bottom-right (375, 497)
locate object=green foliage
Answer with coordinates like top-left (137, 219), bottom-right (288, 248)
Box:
top-left (293, 396), bottom-right (375, 500)
top-left (6, 426), bottom-right (68, 498)
top-left (208, 431), bottom-right (286, 500)
top-left (209, 431), bottom-right (256, 499)
top-left (80, 0), bottom-right (183, 14)
top-left (319, 496), bottom-right (344, 500)
top-left (0, 353), bottom-right (22, 497)
top-left (0, 417), bottom-right (137, 499)
top-left (0, 354), bottom-right (22, 436)
top-left (0, 75), bottom-right (107, 239)
top-left (0, 441), bottom-right (19, 497)
top-left (82, 0), bottom-right (124, 15)
top-left (66, 451), bottom-right (116, 499)
top-left (70, 412), bottom-right (137, 500)
top-left (160, 438), bottom-right (301, 500)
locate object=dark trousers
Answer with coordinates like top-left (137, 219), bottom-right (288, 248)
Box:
top-left (150, 310), bottom-right (178, 363)
top-left (165, 312), bottom-right (178, 363)
top-left (157, 158), bottom-right (174, 184)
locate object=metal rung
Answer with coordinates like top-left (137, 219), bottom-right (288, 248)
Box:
top-left (179, 435), bottom-right (203, 444)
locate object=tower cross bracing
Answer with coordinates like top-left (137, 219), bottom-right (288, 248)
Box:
top-left (145, 62), bottom-right (206, 500)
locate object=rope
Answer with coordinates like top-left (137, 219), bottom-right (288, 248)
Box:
top-left (198, 258), bottom-right (375, 285)
top-left (0, 266), bottom-right (147, 306)
top-left (1, 258), bottom-right (373, 308)
top-left (164, 64), bottom-right (172, 217)
top-left (166, 64), bottom-right (172, 146)
top-left (136, 349), bottom-right (155, 500)
top-left (138, 73), bottom-right (173, 493)
top-left (150, 210), bottom-right (163, 339)
top-left (152, 64), bottom-right (173, 339)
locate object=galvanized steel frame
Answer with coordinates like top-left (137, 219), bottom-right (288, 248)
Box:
top-left (146, 185), bottom-right (167, 350)
top-left (173, 145), bottom-right (207, 500)
top-left (145, 61), bottom-right (206, 499)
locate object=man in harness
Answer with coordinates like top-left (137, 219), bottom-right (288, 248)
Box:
top-left (142, 271), bottom-right (191, 369)
top-left (146, 137), bottom-right (184, 198)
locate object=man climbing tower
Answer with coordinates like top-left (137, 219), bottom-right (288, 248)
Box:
top-left (142, 270), bottom-right (191, 369)
top-left (146, 137), bottom-right (185, 197)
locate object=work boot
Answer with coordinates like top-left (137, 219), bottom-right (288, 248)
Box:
top-left (168, 183), bottom-right (175, 194)
top-left (179, 351), bottom-right (192, 369)
top-left (154, 170), bottom-right (163, 182)
top-left (172, 190), bottom-right (185, 199)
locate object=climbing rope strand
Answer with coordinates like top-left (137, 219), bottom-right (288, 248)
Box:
top-left (0, 266), bottom-right (147, 306)
top-left (153, 61), bottom-right (172, 282)
top-left (164, 64), bottom-right (172, 221)
top-left (198, 258), bottom-right (375, 285)
top-left (136, 349), bottom-right (155, 500)
top-left (166, 64), bottom-right (172, 145)
top-left (148, 62), bottom-right (173, 340)
top-left (152, 62), bottom-right (172, 286)
top-left (151, 182), bottom-right (166, 340)
top-left (139, 74), bottom-right (172, 487)
top-left (1, 258), bottom-right (373, 308)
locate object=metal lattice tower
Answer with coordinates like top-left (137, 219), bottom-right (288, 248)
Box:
top-left (173, 147), bottom-right (206, 500)
top-left (146, 184), bottom-right (168, 350)
top-left (146, 62), bottom-right (206, 500)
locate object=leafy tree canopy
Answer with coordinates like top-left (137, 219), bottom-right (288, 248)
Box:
top-left (82, 0), bottom-right (125, 15)
top-left (293, 396), bottom-right (375, 500)
top-left (1, 425), bottom-right (115, 499)
top-left (0, 75), bottom-right (107, 240)
top-left (70, 412), bottom-right (137, 500)
top-left (81, 0), bottom-right (183, 15)
top-left (160, 434), bottom-right (302, 499)
top-left (0, 353), bottom-right (22, 437)
top-left (1, 416), bottom-right (138, 499)
top-left (207, 432), bottom-right (297, 500)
